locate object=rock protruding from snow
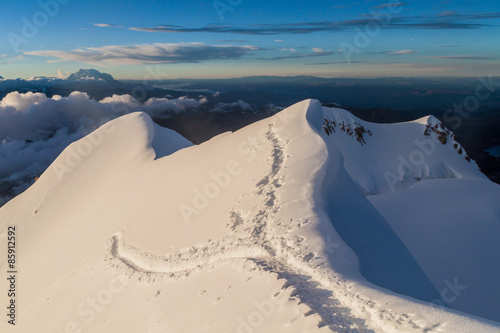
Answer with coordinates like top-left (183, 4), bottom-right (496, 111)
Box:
top-left (422, 115), bottom-right (472, 162)
top-left (322, 118), bottom-right (372, 145)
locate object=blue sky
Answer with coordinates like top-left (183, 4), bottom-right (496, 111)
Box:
top-left (1, 0), bottom-right (499, 79)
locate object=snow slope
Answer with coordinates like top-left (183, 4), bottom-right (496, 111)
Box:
top-left (321, 105), bottom-right (500, 322)
top-left (1, 100), bottom-right (499, 332)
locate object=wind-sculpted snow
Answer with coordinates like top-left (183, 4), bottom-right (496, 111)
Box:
top-left (321, 107), bottom-right (483, 195)
top-left (1, 100), bottom-right (499, 332)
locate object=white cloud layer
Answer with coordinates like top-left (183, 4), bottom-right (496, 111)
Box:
top-left (25, 43), bottom-right (260, 66)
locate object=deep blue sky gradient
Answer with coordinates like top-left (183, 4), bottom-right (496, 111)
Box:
top-left (1, 0), bottom-right (499, 79)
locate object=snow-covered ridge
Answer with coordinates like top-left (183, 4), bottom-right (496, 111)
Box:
top-left (1, 99), bottom-right (499, 332)
top-left (319, 106), bottom-right (482, 196)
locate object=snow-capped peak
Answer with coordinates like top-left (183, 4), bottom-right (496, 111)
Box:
top-left (68, 68), bottom-right (117, 83)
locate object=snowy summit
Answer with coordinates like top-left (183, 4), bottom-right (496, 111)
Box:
top-left (1, 99), bottom-right (499, 332)
top-left (67, 68), bottom-right (117, 83)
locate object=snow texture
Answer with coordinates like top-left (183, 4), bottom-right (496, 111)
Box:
top-left (1, 100), bottom-right (499, 332)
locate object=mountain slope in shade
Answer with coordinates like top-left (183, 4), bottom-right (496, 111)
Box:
top-left (321, 105), bottom-right (500, 322)
top-left (1, 100), bottom-right (499, 332)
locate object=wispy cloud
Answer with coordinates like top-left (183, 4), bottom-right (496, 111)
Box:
top-left (439, 11), bottom-right (459, 16)
top-left (214, 39), bottom-right (251, 43)
top-left (259, 48), bottom-right (335, 60)
top-left (126, 11), bottom-right (500, 35)
top-left (383, 49), bottom-right (417, 55)
top-left (25, 43), bottom-right (260, 66)
top-left (0, 54), bottom-right (24, 64)
top-left (93, 23), bottom-right (123, 28)
top-left (371, 2), bottom-right (408, 9)
top-left (306, 60), bottom-right (367, 65)
top-left (428, 55), bottom-right (497, 60)
top-left (312, 48), bottom-right (327, 53)
top-left (366, 49), bottom-right (417, 55)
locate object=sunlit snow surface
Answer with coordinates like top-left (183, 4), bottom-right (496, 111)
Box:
top-left (1, 100), bottom-right (499, 332)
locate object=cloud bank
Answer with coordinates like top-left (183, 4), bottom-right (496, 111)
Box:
top-left (25, 43), bottom-right (260, 66)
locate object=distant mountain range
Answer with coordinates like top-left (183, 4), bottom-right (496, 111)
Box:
top-left (0, 69), bottom-right (117, 82)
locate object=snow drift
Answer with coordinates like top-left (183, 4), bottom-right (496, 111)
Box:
top-left (1, 99), bottom-right (499, 332)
